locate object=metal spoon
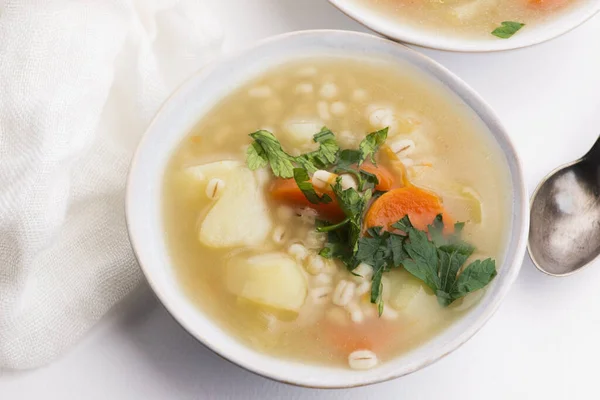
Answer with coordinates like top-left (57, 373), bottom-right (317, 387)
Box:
top-left (528, 136), bottom-right (600, 276)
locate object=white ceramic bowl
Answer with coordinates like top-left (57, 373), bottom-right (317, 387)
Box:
top-left (126, 30), bottom-right (529, 388)
top-left (328, 0), bottom-right (600, 52)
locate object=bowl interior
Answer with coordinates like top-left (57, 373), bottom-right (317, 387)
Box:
top-left (328, 0), bottom-right (600, 52)
top-left (126, 30), bottom-right (528, 388)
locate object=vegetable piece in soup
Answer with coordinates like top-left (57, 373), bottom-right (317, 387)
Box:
top-left (162, 57), bottom-right (511, 369)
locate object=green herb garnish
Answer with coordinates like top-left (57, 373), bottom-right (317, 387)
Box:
top-left (491, 21), bottom-right (525, 39)
top-left (297, 127), bottom-right (340, 172)
top-left (247, 128), bottom-right (340, 178)
top-left (358, 127), bottom-right (388, 165)
top-left (246, 130), bottom-right (296, 178)
top-left (246, 127), bottom-right (496, 315)
top-left (293, 168), bottom-right (332, 204)
top-left (385, 215), bottom-right (496, 307)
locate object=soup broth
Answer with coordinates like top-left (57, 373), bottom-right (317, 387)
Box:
top-left (351, 0), bottom-right (580, 39)
top-left (163, 57), bottom-right (511, 368)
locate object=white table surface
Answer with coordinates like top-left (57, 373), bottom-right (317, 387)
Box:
top-left (2, 1), bottom-right (600, 399)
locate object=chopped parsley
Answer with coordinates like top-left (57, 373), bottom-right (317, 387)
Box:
top-left (246, 126), bottom-right (497, 316)
top-left (491, 21), bottom-right (525, 39)
top-left (358, 127), bottom-right (388, 165)
top-left (297, 127), bottom-right (340, 172)
top-left (352, 215), bottom-right (497, 311)
top-left (247, 126), bottom-right (385, 203)
top-left (293, 168), bottom-right (332, 204)
top-left (246, 130), bottom-right (296, 178)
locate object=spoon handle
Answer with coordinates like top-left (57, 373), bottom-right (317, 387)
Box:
top-left (584, 135), bottom-right (600, 162)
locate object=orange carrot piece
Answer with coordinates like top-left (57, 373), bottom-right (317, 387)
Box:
top-left (528, 0), bottom-right (570, 9)
top-left (360, 163), bottom-right (395, 191)
top-left (270, 165), bottom-right (396, 222)
top-left (321, 318), bottom-right (396, 354)
top-left (364, 186), bottom-right (453, 232)
top-left (270, 178), bottom-right (346, 222)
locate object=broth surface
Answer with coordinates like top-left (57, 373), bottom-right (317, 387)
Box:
top-left (163, 57), bottom-right (511, 367)
top-left (351, 0), bottom-right (580, 38)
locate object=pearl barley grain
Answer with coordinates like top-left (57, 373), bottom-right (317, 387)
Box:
top-left (352, 89), bottom-right (368, 102)
top-left (306, 254), bottom-right (326, 275)
top-left (315, 273), bottom-right (333, 286)
top-left (330, 101), bottom-right (347, 116)
top-left (347, 301), bottom-right (365, 324)
top-left (205, 178), bottom-right (225, 199)
top-left (339, 174), bottom-right (358, 191)
top-left (348, 350), bottom-right (378, 370)
top-left (390, 138), bottom-right (415, 156)
top-left (353, 263), bottom-right (373, 281)
top-left (320, 83), bottom-right (338, 99)
top-left (356, 281), bottom-right (371, 296)
top-left (288, 243), bottom-right (308, 262)
top-left (311, 286), bottom-right (332, 304)
top-left (332, 280), bottom-right (356, 307)
top-left (272, 226), bottom-right (286, 244)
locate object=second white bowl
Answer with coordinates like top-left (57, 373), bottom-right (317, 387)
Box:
top-left (328, 0), bottom-right (600, 52)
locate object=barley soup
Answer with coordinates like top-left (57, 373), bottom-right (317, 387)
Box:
top-left (162, 57), bottom-right (511, 369)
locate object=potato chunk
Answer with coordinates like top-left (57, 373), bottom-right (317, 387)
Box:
top-left (226, 253), bottom-right (308, 312)
top-left (199, 168), bottom-right (271, 247)
top-left (388, 269), bottom-right (438, 314)
top-left (185, 160), bottom-right (241, 181)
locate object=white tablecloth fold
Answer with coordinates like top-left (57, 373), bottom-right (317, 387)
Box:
top-left (0, 0), bottom-right (222, 369)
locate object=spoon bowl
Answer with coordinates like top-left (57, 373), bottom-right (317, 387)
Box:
top-left (529, 137), bottom-right (600, 276)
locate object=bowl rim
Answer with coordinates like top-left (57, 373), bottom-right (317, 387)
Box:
top-left (327, 0), bottom-right (600, 52)
top-left (126, 29), bottom-right (530, 388)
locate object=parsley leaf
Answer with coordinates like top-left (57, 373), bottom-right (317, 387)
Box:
top-left (355, 226), bottom-right (408, 313)
top-left (491, 21), bottom-right (525, 39)
top-left (452, 259), bottom-right (497, 299)
top-left (331, 179), bottom-right (371, 256)
top-left (389, 234), bottom-right (408, 266)
top-left (318, 223), bottom-right (354, 265)
top-left (321, 177), bottom-right (373, 268)
top-left (337, 149), bottom-right (362, 168)
top-left (391, 215), bottom-right (413, 232)
top-left (247, 127), bottom-right (340, 178)
top-left (293, 168), bottom-right (332, 204)
top-left (402, 228), bottom-right (441, 292)
top-left (297, 127), bottom-right (340, 172)
top-left (371, 266), bottom-right (385, 316)
top-left (246, 141), bottom-right (269, 170)
top-left (358, 127), bottom-right (388, 165)
top-left (398, 214), bottom-right (497, 306)
top-left (334, 166), bottom-right (380, 192)
top-left (247, 130), bottom-right (296, 178)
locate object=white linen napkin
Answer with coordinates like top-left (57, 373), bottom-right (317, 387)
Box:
top-left (0, 0), bottom-right (222, 370)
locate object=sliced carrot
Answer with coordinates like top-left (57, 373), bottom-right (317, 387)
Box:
top-left (381, 146), bottom-right (410, 187)
top-left (364, 186), bottom-right (453, 232)
top-left (321, 317), bottom-right (397, 354)
top-left (528, 0), bottom-right (570, 9)
top-left (270, 164), bottom-right (395, 222)
top-left (270, 178), bottom-right (346, 222)
top-left (360, 163), bottom-right (395, 191)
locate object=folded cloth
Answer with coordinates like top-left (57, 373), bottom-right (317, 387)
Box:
top-left (0, 0), bottom-right (222, 369)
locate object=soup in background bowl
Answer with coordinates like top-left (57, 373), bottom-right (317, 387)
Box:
top-left (329, 0), bottom-right (600, 51)
top-left (126, 30), bottom-right (529, 388)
